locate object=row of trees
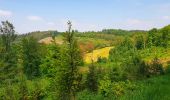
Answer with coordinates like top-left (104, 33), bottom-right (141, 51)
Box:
top-left (134, 26), bottom-right (170, 50)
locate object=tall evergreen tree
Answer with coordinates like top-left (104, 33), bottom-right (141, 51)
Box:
top-left (22, 37), bottom-right (41, 79)
top-left (86, 60), bottom-right (98, 92)
top-left (63, 21), bottom-right (83, 99)
top-left (49, 21), bottom-right (83, 100)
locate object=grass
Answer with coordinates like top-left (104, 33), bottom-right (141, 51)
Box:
top-left (120, 74), bottom-right (170, 100)
top-left (140, 47), bottom-right (170, 67)
top-left (84, 47), bottom-right (114, 64)
top-left (76, 74), bottom-right (170, 100)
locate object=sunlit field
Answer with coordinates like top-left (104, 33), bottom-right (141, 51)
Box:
top-left (84, 47), bottom-right (113, 63)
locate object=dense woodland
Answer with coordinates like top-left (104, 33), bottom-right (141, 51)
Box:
top-left (0, 20), bottom-right (170, 100)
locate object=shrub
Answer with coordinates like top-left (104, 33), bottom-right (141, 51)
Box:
top-left (98, 75), bottom-right (112, 97)
top-left (86, 63), bottom-right (98, 92)
top-left (109, 66), bottom-right (123, 82)
top-left (97, 57), bottom-right (107, 63)
top-left (165, 61), bottom-right (170, 73)
top-left (149, 57), bottom-right (164, 75)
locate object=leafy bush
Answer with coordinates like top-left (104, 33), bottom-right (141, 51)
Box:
top-left (165, 61), bottom-right (170, 73)
top-left (97, 57), bottom-right (107, 63)
top-left (98, 75), bottom-right (112, 97)
top-left (149, 57), bottom-right (164, 75)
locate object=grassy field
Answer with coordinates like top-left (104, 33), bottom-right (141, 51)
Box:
top-left (84, 47), bottom-right (113, 64)
top-left (120, 74), bottom-right (170, 100)
top-left (140, 47), bottom-right (170, 67)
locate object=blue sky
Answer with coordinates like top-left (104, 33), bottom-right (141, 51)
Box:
top-left (0, 0), bottom-right (170, 33)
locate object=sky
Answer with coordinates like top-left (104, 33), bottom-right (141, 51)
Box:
top-left (0, 0), bottom-right (170, 34)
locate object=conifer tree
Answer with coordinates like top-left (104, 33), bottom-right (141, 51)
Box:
top-left (22, 37), bottom-right (41, 79)
top-left (86, 60), bottom-right (98, 92)
top-left (63, 21), bottom-right (83, 99)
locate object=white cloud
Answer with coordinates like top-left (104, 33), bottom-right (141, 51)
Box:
top-left (47, 22), bottom-right (55, 26)
top-left (0, 9), bottom-right (12, 17)
top-left (162, 16), bottom-right (170, 20)
top-left (126, 19), bottom-right (143, 25)
top-left (118, 19), bottom-right (154, 30)
top-left (27, 16), bottom-right (43, 21)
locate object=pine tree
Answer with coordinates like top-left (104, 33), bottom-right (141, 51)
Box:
top-left (63, 21), bottom-right (83, 99)
top-left (49, 21), bottom-right (83, 100)
top-left (22, 37), bottom-right (41, 79)
top-left (86, 60), bottom-right (98, 92)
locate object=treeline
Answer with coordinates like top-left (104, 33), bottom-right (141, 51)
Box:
top-left (15, 31), bottom-right (60, 42)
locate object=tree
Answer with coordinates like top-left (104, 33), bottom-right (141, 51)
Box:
top-left (135, 35), bottom-right (145, 50)
top-left (63, 21), bottom-right (83, 99)
top-left (40, 44), bottom-right (62, 77)
top-left (0, 21), bottom-right (18, 83)
top-left (0, 21), bottom-right (16, 52)
top-left (150, 57), bottom-right (164, 75)
top-left (22, 37), bottom-right (41, 79)
top-left (147, 28), bottom-right (169, 47)
top-left (86, 61), bottom-right (98, 92)
top-left (161, 26), bottom-right (170, 48)
top-left (49, 21), bottom-right (83, 100)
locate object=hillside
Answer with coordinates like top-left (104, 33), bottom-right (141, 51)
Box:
top-left (15, 31), bottom-right (60, 42)
top-left (0, 21), bottom-right (170, 100)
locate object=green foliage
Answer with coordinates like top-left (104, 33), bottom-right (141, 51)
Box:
top-left (0, 21), bottom-right (18, 83)
top-left (147, 26), bottom-right (170, 48)
top-left (149, 57), bottom-right (164, 75)
top-left (165, 61), bottom-right (170, 73)
top-left (63, 21), bottom-right (83, 99)
top-left (0, 21), bottom-right (170, 100)
top-left (98, 75), bottom-right (112, 97)
top-left (135, 35), bottom-right (145, 50)
top-left (77, 90), bottom-right (104, 100)
top-left (22, 37), bottom-right (41, 79)
top-left (0, 21), bottom-right (16, 52)
top-left (109, 37), bottom-right (134, 63)
top-left (86, 62), bottom-right (98, 92)
top-left (16, 30), bottom-right (59, 42)
top-left (40, 44), bottom-right (62, 77)
top-left (97, 57), bottom-right (107, 63)
top-left (98, 75), bottom-right (138, 98)
top-left (46, 21), bottom-right (84, 100)
top-left (109, 66), bottom-right (123, 82)
top-left (0, 83), bottom-right (20, 100)
top-left (121, 74), bottom-right (170, 100)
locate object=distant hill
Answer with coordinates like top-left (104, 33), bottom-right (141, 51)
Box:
top-left (15, 30), bottom-right (61, 42)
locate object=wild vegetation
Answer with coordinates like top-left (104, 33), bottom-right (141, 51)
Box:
top-left (0, 20), bottom-right (170, 100)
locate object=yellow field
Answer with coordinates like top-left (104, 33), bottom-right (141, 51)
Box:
top-left (84, 47), bottom-right (114, 64)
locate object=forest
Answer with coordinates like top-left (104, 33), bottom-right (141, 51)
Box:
top-left (0, 20), bottom-right (169, 100)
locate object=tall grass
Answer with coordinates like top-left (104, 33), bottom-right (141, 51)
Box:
top-left (120, 74), bottom-right (170, 100)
